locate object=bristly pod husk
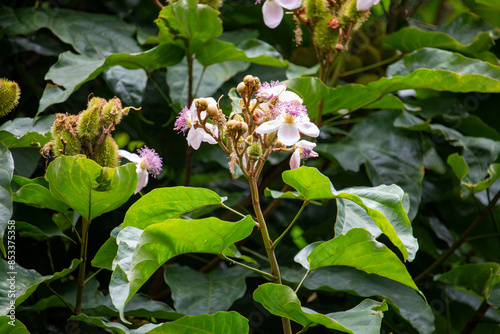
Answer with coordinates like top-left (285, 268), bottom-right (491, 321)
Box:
top-left (52, 129), bottom-right (81, 157)
top-left (304, 0), bottom-right (328, 21)
top-left (314, 16), bottom-right (340, 48)
top-left (0, 78), bottom-right (21, 117)
top-left (95, 136), bottom-right (120, 168)
top-left (76, 106), bottom-right (100, 140)
top-left (248, 142), bottom-right (262, 158)
top-left (168, 0), bottom-right (223, 9)
top-left (100, 97), bottom-right (123, 127)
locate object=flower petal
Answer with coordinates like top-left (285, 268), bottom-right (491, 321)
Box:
top-left (280, 91), bottom-right (303, 104)
top-left (278, 122), bottom-right (300, 146)
top-left (206, 97), bottom-right (217, 107)
top-left (135, 168), bottom-right (149, 194)
top-left (256, 119), bottom-right (283, 134)
top-left (275, 0), bottom-right (302, 10)
top-left (118, 150), bottom-right (141, 164)
top-left (262, 0), bottom-right (284, 29)
top-left (203, 132), bottom-right (217, 145)
top-left (297, 121), bottom-right (320, 138)
top-left (290, 148), bottom-right (301, 169)
top-left (356, 0), bottom-right (378, 11)
top-left (295, 140), bottom-right (316, 150)
top-left (187, 127), bottom-right (203, 150)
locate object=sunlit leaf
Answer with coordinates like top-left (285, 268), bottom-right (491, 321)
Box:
top-left (0, 316), bottom-right (29, 333)
top-left (69, 313), bottom-right (161, 334)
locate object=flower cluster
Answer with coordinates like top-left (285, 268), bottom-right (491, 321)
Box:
top-left (175, 75), bottom-right (320, 174)
top-left (118, 146), bottom-right (163, 194)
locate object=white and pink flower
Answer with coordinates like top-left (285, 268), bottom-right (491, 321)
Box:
top-left (255, 0), bottom-right (302, 29)
top-left (174, 98), bottom-right (218, 150)
top-left (356, 0), bottom-right (380, 11)
top-left (118, 146), bottom-right (162, 194)
top-left (290, 140), bottom-right (318, 169)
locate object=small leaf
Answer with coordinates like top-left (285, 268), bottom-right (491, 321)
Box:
top-left (69, 313), bottom-right (162, 334)
top-left (306, 229), bottom-right (418, 290)
top-left (0, 142), bottom-right (14, 257)
top-left (13, 177), bottom-right (69, 212)
top-left (253, 283), bottom-right (387, 333)
top-left (163, 264), bottom-right (252, 315)
top-left (45, 156), bottom-right (137, 220)
top-left (146, 311), bottom-right (249, 334)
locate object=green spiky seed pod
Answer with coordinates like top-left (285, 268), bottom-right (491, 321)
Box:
top-left (200, 0), bottom-right (223, 9)
top-left (52, 130), bottom-right (81, 157)
top-left (304, 0), bottom-right (328, 21)
top-left (95, 136), bottom-right (120, 168)
top-left (0, 78), bottom-right (21, 117)
top-left (76, 106), bottom-right (100, 139)
top-left (248, 142), bottom-right (262, 158)
top-left (314, 16), bottom-right (340, 48)
top-left (88, 96), bottom-right (106, 112)
top-left (100, 97), bottom-right (123, 127)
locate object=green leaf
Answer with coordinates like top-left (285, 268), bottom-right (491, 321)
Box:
top-left (13, 177), bottom-right (69, 212)
top-left (448, 153), bottom-right (500, 194)
top-left (289, 49), bottom-right (500, 118)
top-left (123, 187), bottom-right (225, 229)
top-left (463, 0), bottom-right (500, 27)
top-left (282, 166), bottom-right (417, 261)
top-left (385, 13), bottom-right (498, 61)
top-left (156, 0), bottom-right (222, 56)
top-left (196, 39), bottom-right (286, 68)
top-left (301, 266), bottom-right (434, 334)
top-left (0, 258), bottom-right (81, 314)
top-left (253, 283), bottom-right (386, 333)
top-left (0, 142), bottom-right (14, 257)
top-left (0, 316), bottom-right (29, 333)
top-left (38, 45), bottom-right (184, 114)
top-left (305, 229), bottom-right (418, 290)
top-left (92, 226), bottom-right (123, 270)
top-left (45, 156), bottom-right (137, 220)
top-left (436, 263), bottom-right (500, 306)
top-left (163, 264), bottom-right (251, 315)
top-left (69, 313), bottom-right (161, 334)
top-left (317, 110), bottom-right (424, 222)
top-left (264, 188), bottom-right (303, 200)
top-left (103, 66), bottom-right (148, 106)
top-left (110, 216), bottom-right (256, 320)
top-left (146, 311), bottom-right (249, 334)
top-left (0, 115), bottom-right (54, 149)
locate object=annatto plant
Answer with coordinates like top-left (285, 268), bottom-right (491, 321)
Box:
top-left (2, 0), bottom-right (500, 333)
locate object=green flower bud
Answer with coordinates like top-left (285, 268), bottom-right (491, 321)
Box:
top-left (314, 16), bottom-right (340, 48)
top-left (76, 106), bottom-right (100, 139)
top-left (304, 0), bottom-right (328, 21)
top-left (52, 130), bottom-right (81, 157)
top-left (248, 142), bottom-right (262, 158)
top-left (233, 114), bottom-right (244, 122)
top-left (206, 105), bottom-right (219, 118)
top-left (0, 78), bottom-right (21, 117)
top-left (95, 136), bottom-right (120, 168)
top-left (195, 98), bottom-right (208, 110)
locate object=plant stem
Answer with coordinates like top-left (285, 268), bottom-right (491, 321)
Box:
top-left (415, 190), bottom-right (500, 282)
top-left (221, 202), bottom-right (246, 218)
top-left (219, 254), bottom-right (274, 279)
top-left (249, 177), bottom-right (292, 334)
top-left (460, 299), bottom-right (491, 334)
top-left (75, 217), bottom-right (90, 314)
top-left (241, 246), bottom-right (269, 262)
top-left (184, 54), bottom-right (195, 186)
top-left (295, 270), bottom-right (310, 294)
top-left (47, 283), bottom-right (75, 313)
top-left (272, 200), bottom-right (309, 250)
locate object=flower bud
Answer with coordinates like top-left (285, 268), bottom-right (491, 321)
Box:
top-left (206, 105), bottom-right (219, 118)
top-left (238, 122), bottom-right (249, 135)
top-left (247, 142), bottom-right (262, 158)
top-left (0, 78), bottom-right (21, 117)
top-left (253, 109), bottom-right (264, 124)
top-left (195, 98), bottom-right (209, 110)
top-left (243, 75), bottom-right (254, 85)
top-left (76, 106), bottom-right (100, 139)
top-left (237, 82), bottom-right (247, 96)
top-left (95, 136), bottom-right (120, 168)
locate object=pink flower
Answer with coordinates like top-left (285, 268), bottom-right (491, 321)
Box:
top-left (290, 140), bottom-right (318, 169)
top-left (356, 0), bottom-right (380, 11)
top-left (257, 81), bottom-right (302, 104)
top-left (174, 98), bottom-right (218, 150)
top-left (118, 146), bottom-right (163, 194)
top-left (255, 101), bottom-right (319, 146)
top-left (256, 0), bottom-right (303, 29)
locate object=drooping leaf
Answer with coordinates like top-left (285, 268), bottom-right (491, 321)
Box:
top-left (0, 316), bottom-right (29, 333)
top-left (447, 153), bottom-right (500, 194)
top-left (38, 45), bottom-right (184, 114)
top-left (123, 186), bottom-right (225, 229)
top-left (0, 115), bottom-right (54, 149)
top-left (317, 110), bottom-right (424, 222)
top-left (45, 155), bottom-right (137, 220)
top-left (385, 13), bottom-right (498, 62)
top-left (0, 258), bottom-right (81, 314)
top-left (281, 166), bottom-right (417, 261)
top-left (155, 0), bottom-right (222, 56)
top-left (13, 176), bottom-right (69, 212)
top-left (196, 38), bottom-right (286, 68)
top-left (163, 264), bottom-right (252, 315)
top-left (463, 0), bottom-right (500, 27)
top-left (436, 262), bottom-right (500, 306)
top-left (304, 229), bottom-right (418, 290)
top-left (69, 313), bottom-right (161, 334)
top-left (110, 216), bottom-right (256, 320)
top-left (253, 283), bottom-right (387, 333)
top-left (146, 311), bottom-right (249, 334)
top-left (0, 142), bottom-right (14, 257)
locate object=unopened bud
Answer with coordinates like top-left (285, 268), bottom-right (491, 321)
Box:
top-left (243, 75), bottom-right (254, 85)
top-left (237, 82), bottom-right (247, 96)
top-left (253, 109), bottom-right (264, 124)
top-left (238, 122), bottom-right (248, 135)
top-left (254, 77), bottom-right (261, 90)
top-left (195, 98), bottom-right (208, 110)
top-left (248, 142), bottom-right (262, 158)
top-left (206, 105), bottom-right (219, 118)
top-left (233, 114), bottom-right (244, 122)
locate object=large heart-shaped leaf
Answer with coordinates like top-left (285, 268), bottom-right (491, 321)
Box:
top-left (45, 155), bottom-right (137, 220)
top-left (146, 311), bottom-right (249, 334)
top-left (0, 142), bottom-right (14, 257)
top-left (0, 116), bottom-right (54, 149)
top-left (110, 216), bottom-right (255, 320)
top-left (156, 0), bottom-right (222, 56)
top-left (163, 264), bottom-right (252, 315)
top-left (253, 283), bottom-right (387, 333)
top-left (281, 166), bottom-right (417, 261)
top-left (300, 229), bottom-right (418, 290)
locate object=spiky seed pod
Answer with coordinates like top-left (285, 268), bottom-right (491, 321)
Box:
top-left (52, 130), bottom-right (81, 157)
top-left (248, 142), bottom-right (262, 158)
top-left (304, 0), bottom-right (328, 21)
top-left (100, 97), bottom-right (123, 127)
top-left (95, 136), bottom-right (120, 168)
top-left (0, 78), bottom-right (21, 117)
top-left (76, 106), bottom-right (100, 139)
top-left (314, 16), bottom-right (340, 48)
top-left (88, 96), bottom-right (106, 112)
top-left (199, 0), bottom-right (223, 9)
